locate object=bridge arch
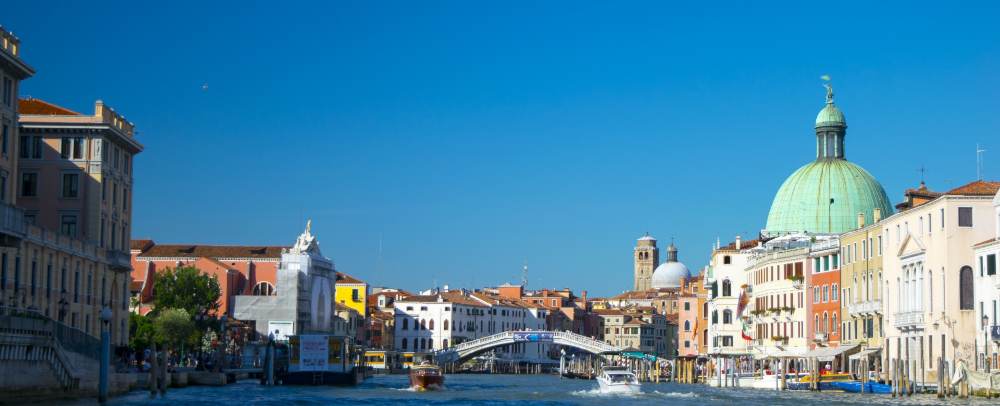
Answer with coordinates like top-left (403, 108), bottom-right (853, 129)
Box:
top-left (433, 331), bottom-right (622, 364)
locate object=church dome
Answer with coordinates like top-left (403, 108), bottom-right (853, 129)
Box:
top-left (765, 85), bottom-right (893, 235)
top-left (765, 160), bottom-right (893, 234)
top-left (651, 242), bottom-right (689, 289)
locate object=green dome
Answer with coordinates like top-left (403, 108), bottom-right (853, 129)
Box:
top-left (815, 103), bottom-right (846, 127)
top-left (765, 159), bottom-right (893, 235)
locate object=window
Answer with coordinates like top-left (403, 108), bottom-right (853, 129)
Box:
top-left (2, 77), bottom-right (11, 106)
top-left (958, 207), bottom-right (973, 227)
top-left (352, 288), bottom-right (359, 301)
top-left (444, 319), bottom-right (449, 330)
top-left (60, 215), bottom-right (78, 237)
top-left (251, 281), bottom-right (275, 296)
top-left (61, 173), bottom-right (79, 198)
top-left (823, 285), bottom-right (829, 303)
top-left (832, 284), bottom-right (839, 301)
top-left (61, 137), bottom-right (84, 159)
top-left (1, 123), bottom-right (7, 155)
top-left (941, 208), bottom-right (945, 229)
top-left (401, 338), bottom-right (407, 350)
top-left (722, 279), bottom-right (732, 296)
top-left (20, 172), bottom-right (37, 197)
top-left (684, 320), bottom-right (691, 331)
top-left (723, 255), bottom-right (731, 265)
top-left (960, 266), bottom-right (974, 310)
top-left (683, 302), bottom-right (690, 311)
top-left (711, 310), bottom-right (718, 324)
top-left (401, 318), bottom-right (408, 330)
top-left (723, 309), bottom-right (732, 324)
top-left (814, 287), bottom-right (820, 303)
top-left (988, 254), bottom-right (997, 276)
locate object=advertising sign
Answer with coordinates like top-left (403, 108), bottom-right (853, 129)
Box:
top-left (268, 320), bottom-right (294, 341)
top-left (299, 335), bottom-right (330, 371)
top-left (512, 331), bottom-right (554, 342)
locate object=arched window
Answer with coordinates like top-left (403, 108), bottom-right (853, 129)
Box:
top-left (823, 312), bottom-right (829, 333)
top-left (722, 280), bottom-right (732, 297)
top-left (684, 320), bottom-right (691, 331)
top-left (402, 318), bottom-right (409, 330)
top-left (443, 339), bottom-right (449, 348)
top-left (711, 310), bottom-right (718, 324)
top-left (815, 315), bottom-right (820, 332)
top-left (429, 319), bottom-right (435, 330)
top-left (419, 338), bottom-right (425, 350)
top-left (420, 319), bottom-right (427, 330)
top-left (723, 309), bottom-right (732, 324)
top-left (428, 339), bottom-right (434, 350)
top-left (703, 330), bottom-right (708, 346)
top-left (832, 313), bottom-right (838, 336)
top-left (401, 338), bottom-right (408, 349)
top-left (251, 281), bottom-right (275, 296)
top-left (444, 319), bottom-right (449, 330)
top-left (960, 266), bottom-right (974, 310)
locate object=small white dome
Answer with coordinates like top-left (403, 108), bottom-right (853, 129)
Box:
top-left (651, 261), bottom-right (690, 289)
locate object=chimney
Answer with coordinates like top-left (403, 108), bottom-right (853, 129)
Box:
top-left (857, 212), bottom-right (865, 229)
top-left (735, 235), bottom-right (742, 250)
top-left (581, 290), bottom-right (588, 303)
top-left (873, 207), bottom-right (882, 223)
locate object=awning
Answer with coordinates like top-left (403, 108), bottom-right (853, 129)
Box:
top-left (848, 347), bottom-right (881, 361)
top-left (752, 348), bottom-right (807, 360)
top-left (803, 344), bottom-right (859, 362)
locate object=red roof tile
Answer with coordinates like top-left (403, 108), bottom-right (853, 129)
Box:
top-left (130, 239), bottom-right (155, 252)
top-left (137, 244), bottom-right (286, 259)
top-left (19, 98), bottom-right (81, 115)
top-left (946, 180), bottom-right (1000, 196)
top-left (336, 272), bottom-right (365, 284)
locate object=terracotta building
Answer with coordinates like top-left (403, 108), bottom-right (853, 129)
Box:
top-left (129, 240), bottom-right (283, 316)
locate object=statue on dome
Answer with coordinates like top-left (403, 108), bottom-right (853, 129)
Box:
top-left (824, 82), bottom-right (834, 104)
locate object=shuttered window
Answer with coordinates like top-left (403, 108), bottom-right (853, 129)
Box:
top-left (958, 207), bottom-right (973, 227)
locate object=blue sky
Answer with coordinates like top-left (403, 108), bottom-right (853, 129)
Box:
top-left (6, 1), bottom-right (999, 296)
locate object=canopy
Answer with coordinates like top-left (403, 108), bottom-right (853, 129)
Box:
top-left (847, 347), bottom-right (881, 361)
top-left (803, 344), bottom-right (859, 362)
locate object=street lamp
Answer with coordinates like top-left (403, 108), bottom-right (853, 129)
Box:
top-left (99, 306), bottom-right (112, 403)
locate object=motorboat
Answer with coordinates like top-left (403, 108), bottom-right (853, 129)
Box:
top-left (596, 366), bottom-right (641, 394)
top-left (409, 361), bottom-right (444, 391)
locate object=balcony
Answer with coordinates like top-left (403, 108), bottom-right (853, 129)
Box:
top-left (106, 249), bottom-right (132, 271)
top-left (847, 300), bottom-right (883, 316)
top-left (893, 311), bottom-right (924, 330)
top-left (0, 203), bottom-right (26, 246)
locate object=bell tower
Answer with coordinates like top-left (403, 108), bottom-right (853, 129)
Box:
top-left (634, 233), bottom-right (659, 291)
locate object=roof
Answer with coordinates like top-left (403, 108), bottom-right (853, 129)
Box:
top-left (18, 98), bottom-right (81, 115)
top-left (130, 239), bottom-right (155, 252)
top-left (718, 238), bottom-right (761, 251)
top-left (336, 272), bottom-right (365, 285)
top-left (397, 291), bottom-right (488, 308)
top-left (974, 237), bottom-right (999, 248)
top-left (137, 243), bottom-right (286, 259)
top-left (945, 180), bottom-right (1000, 197)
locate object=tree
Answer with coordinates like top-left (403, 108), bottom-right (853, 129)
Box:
top-left (152, 266), bottom-right (221, 317)
top-left (153, 308), bottom-right (196, 350)
top-left (129, 312), bottom-right (155, 350)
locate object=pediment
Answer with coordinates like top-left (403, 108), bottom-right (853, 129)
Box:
top-left (896, 231), bottom-right (926, 258)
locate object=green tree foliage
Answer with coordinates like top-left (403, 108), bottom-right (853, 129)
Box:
top-left (153, 308), bottom-right (197, 349)
top-left (128, 312), bottom-right (155, 350)
top-left (152, 266), bottom-right (221, 317)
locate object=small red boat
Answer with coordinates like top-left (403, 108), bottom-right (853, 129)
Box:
top-left (409, 361), bottom-right (444, 391)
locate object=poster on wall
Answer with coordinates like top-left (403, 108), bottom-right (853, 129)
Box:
top-left (268, 320), bottom-right (294, 341)
top-left (299, 334), bottom-right (330, 371)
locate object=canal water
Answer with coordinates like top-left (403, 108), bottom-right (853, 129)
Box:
top-left (98, 374), bottom-right (995, 405)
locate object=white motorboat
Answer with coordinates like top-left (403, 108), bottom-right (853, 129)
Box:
top-left (596, 366), bottom-right (641, 394)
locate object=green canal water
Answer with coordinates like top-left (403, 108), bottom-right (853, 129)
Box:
top-left (90, 374), bottom-right (995, 405)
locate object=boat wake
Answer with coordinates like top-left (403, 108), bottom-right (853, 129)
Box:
top-left (571, 388), bottom-right (698, 399)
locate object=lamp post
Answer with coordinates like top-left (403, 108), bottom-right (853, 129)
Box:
top-left (984, 315), bottom-right (990, 373)
top-left (99, 306), bottom-right (112, 403)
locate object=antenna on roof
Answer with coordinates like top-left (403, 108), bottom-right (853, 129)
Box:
top-left (918, 165), bottom-right (926, 184)
top-left (977, 144), bottom-right (987, 181)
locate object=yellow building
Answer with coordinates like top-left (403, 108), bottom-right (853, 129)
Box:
top-left (839, 209), bottom-right (887, 374)
top-left (335, 272), bottom-right (367, 317)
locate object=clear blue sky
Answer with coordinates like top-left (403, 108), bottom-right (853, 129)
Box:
top-left (6, 1), bottom-right (999, 296)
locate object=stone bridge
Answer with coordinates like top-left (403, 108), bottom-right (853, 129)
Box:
top-left (432, 331), bottom-right (621, 364)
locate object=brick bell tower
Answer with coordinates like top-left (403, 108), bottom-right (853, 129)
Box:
top-left (634, 233), bottom-right (659, 291)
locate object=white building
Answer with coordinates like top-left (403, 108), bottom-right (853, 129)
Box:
top-left (745, 233), bottom-right (818, 358)
top-left (393, 289), bottom-right (550, 362)
top-left (881, 181), bottom-right (999, 384)
top-left (973, 188), bottom-right (1000, 371)
top-left (705, 236), bottom-right (755, 356)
